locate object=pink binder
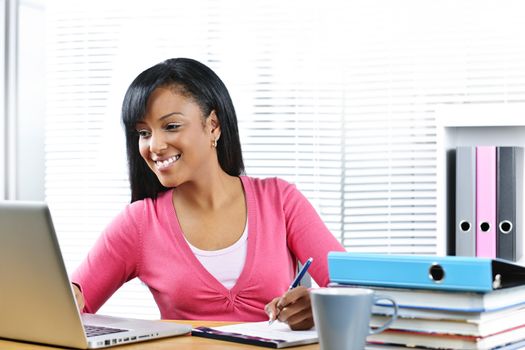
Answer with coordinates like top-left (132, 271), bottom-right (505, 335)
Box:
top-left (476, 146), bottom-right (496, 258)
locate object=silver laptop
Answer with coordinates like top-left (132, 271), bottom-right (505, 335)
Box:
top-left (0, 201), bottom-right (192, 348)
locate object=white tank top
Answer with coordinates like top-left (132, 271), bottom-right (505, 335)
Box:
top-left (185, 222), bottom-right (248, 289)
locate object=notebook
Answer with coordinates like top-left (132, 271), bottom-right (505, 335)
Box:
top-left (0, 201), bottom-right (192, 349)
top-left (192, 321), bottom-right (318, 348)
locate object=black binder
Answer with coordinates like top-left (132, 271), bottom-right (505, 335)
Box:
top-left (496, 146), bottom-right (524, 262)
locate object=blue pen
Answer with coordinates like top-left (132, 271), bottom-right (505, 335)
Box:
top-left (269, 257), bottom-right (314, 325)
top-left (288, 257), bottom-right (313, 290)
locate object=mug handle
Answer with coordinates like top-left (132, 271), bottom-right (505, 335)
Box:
top-left (369, 295), bottom-right (398, 335)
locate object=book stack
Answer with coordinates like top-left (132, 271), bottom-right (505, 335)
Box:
top-left (455, 146), bottom-right (524, 261)
top-left (328, 252), bottom-right (525, 350)
top-left (365, 285), bottom-right (525, 350)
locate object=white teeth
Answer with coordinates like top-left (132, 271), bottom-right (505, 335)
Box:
top-left (154, 155), bottom-right (180, 169)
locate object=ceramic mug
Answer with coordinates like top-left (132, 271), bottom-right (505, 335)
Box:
top-left (311, 287), bottom-right (398, 350)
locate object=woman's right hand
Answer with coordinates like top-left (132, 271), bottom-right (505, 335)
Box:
top-left (72, 283), bottom-right (85, 312)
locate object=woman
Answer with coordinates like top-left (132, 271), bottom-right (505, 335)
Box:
top-left (72, 58), bottom-right (345, 330)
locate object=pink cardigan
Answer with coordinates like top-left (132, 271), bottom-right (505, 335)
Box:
top-left (72, 176), bottom-right (345, 321)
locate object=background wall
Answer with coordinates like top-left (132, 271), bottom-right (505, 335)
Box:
top-left (1, 0), bottom-right (45, 201)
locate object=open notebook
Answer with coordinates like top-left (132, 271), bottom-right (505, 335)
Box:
top-left (192, 321), bottom-right (318, 348)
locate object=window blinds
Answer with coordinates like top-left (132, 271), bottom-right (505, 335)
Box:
top-left (44, 0), bottom-right (525, 318)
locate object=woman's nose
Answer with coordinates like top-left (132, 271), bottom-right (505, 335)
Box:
top-left (148, 132), bottom-right (168, 153)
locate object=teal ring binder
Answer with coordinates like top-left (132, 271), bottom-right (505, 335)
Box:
top-left (328, 252), bottom-right (525, 292)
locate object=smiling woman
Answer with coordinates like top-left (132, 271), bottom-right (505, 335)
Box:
top-left (71, 58), bottom-right (346, 329)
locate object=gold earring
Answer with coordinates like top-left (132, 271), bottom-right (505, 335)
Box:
top-left (213, 138), bottom-right (217, 148)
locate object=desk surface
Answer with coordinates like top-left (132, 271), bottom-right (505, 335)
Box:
top-left (0, 320), bottom-right (320, 350)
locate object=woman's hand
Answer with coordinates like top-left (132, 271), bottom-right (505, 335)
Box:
top-left (72, 283), bottom-right (85, 312)
top-left (265, 286), bottom-right (314, 330)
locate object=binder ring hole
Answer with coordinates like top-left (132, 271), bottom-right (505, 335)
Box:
top-left (429, 263), bottom-right (445, 283)
top-left (499, 220), bottom-right (513, 234)
top-left (480, 222), bottom-right (491, 232)
top-left (459, 221), bottom-right (471, 232)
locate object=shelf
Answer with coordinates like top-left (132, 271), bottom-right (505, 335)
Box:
top-left (437, 103), bottom-right (525, 128)
top-left (435, 103), bottom-right (525, 263)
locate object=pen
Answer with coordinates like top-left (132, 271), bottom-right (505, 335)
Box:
top-left (269, 257), bottom-right (313, 325)
top-left (288, 257), bottom-right (313, 290)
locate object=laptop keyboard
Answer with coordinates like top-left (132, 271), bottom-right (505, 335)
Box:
top-left (84, 324), bottom-right (128, 337)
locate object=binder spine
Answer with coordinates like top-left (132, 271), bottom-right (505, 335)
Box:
top-left (497, 147), bottom-right (517, 261)
top-left (476, 146), bottom-right (497, 258)
top-left (497, 147), bottom-right (524, 262)
top-left (455, 147), bottom-right (476, 256)
top-left (517, 147), bottom-right (524, 262)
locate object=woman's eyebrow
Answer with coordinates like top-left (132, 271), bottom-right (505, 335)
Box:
top-left (159, 112), bottom-right (184, 120)
top-left (135, 112), bottom-right (185, 127)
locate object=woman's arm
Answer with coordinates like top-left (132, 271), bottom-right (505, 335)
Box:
top-left (71, 202), bottom-right (143, 313)
top-left (266, 179), bottom-right (346, 330)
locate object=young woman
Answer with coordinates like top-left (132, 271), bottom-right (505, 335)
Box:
top-left (72, 58), bottom-right (345, 330)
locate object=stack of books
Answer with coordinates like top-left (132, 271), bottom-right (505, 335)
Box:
top-left (365, 285), bottom-right (525, 349)
top-left (328, 252), bottom-right (525, 350)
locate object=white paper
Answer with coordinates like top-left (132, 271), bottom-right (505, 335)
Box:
top-left (209, 321), bottom-right (318, 342)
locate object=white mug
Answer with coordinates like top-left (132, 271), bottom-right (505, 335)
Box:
top-left (311, 287), bottom-right (398, 350)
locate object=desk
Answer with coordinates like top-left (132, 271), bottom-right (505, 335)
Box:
top-left (0, 321), bottom-right (320, 350)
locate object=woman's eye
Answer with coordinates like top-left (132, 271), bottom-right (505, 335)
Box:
top-left (166, 123), bottom-right (181, 131)
top-left (136, 129), bottom-right (151, 138)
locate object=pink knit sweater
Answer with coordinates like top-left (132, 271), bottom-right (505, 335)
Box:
top-left (72, 176), bottom-right (345, 321)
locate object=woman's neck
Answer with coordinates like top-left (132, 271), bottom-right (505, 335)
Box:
top-left (172, 172), bottom-right (242, 211)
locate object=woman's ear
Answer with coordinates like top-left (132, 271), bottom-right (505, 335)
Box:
top-left (208, 110), bottom-right (221, 141)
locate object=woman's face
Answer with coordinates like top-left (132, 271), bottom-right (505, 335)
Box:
top-left (135, 86), bottom-right (219, 188)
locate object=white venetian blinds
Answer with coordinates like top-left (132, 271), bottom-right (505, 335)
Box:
top-left (339, 1), bottom-right (525, 253)
top-left (44, 0), bottom-right (525, 318)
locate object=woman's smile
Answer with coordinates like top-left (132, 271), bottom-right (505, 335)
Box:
top-left (153, 154), bottom-right (181, 171)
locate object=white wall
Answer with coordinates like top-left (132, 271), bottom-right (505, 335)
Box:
top-left (16, 0), bottom-right (46, 200)
top-left (1, 0), bottom-right (46, 200)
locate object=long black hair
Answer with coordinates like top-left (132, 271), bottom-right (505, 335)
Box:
top-left (121, 58), bottom-right (245, 202)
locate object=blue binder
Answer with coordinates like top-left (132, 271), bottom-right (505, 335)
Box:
top-left (328, 252), bottom-right (525, 292)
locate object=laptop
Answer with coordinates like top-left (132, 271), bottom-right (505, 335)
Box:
top-left (0, 201), bottom-right (192, 348)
